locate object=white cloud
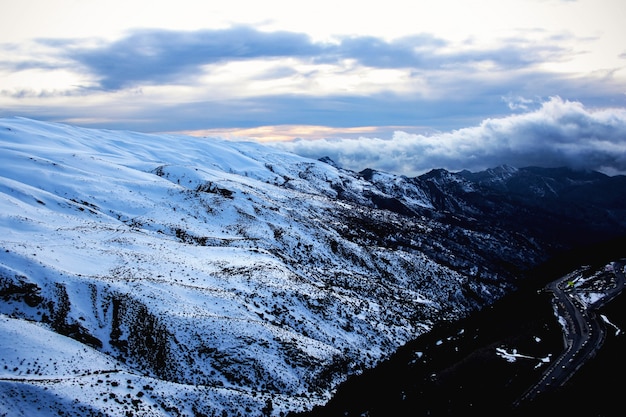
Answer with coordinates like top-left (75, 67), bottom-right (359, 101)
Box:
top-left (272, 97), bottom-right (626, 176)
top-left (502, 95), bottom-right (538, 111)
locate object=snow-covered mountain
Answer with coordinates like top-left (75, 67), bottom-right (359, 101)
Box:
top-left (1, 117), bottom-right (625, 416)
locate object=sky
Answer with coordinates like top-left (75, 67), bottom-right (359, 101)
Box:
top-left (1, 0), bottom-right (626, 175)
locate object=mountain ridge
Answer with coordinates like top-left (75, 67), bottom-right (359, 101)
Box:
top-left (1, 117), bottom-right (625, 416)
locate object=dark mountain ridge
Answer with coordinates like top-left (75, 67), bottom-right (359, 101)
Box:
top-left (354, 162), bottom-right (626, 252)
top-left (298, 161), bottom-right (626, 416)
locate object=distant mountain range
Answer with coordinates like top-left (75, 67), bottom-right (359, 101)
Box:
top-left (1, 118), bottom-right (625, 416)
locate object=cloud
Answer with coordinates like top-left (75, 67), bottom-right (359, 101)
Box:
top-left (12, 26), bottom-right (576, 91)
top-left (502, 94), bottom-right (539, 111)
top-left (60, 27), bottom-right (320, 90)
top-left (271, 97), bottom-right (626, 176)
top-left (1, 26), bottom-right (624, 136)
top-left (325, 34), bottom-right (448, 69)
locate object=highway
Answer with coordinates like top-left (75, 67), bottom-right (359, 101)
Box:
top-left (515, 260), bottom-right (625, 405)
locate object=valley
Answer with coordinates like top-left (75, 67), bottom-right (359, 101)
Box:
top-left (296, 253), bottom-right (626, 417)
top-left (517, 260), bottom-right (625, 405)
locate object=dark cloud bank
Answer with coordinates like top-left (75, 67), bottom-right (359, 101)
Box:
top-left (272, 97), bottom-right (626, 177)
top-left (41, 26), bottom-right (568, 91)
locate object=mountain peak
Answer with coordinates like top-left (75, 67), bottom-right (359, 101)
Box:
top-left (318, 155), bottom-right (340, 168)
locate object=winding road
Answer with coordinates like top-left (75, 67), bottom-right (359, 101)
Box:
top-left (515, 260), bottom-right (625, 405)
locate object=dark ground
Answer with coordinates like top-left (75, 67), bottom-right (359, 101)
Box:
top-left (291, 239), bottom-right (626, 417)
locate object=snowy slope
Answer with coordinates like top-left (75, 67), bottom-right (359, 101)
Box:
top-left (0, 117), bottom-right (547, 416)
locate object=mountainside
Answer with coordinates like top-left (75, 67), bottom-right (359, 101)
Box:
top-left (1, 117), bottom-right (626, 416)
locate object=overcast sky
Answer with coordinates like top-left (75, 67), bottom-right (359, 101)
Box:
top-left (1, 0), bottom-right (626, 175)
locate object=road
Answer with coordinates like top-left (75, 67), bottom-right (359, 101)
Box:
top-left (515, 260), bottom-right (625, 405)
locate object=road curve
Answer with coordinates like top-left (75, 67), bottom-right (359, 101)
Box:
top-left (515, 260), bottom-right (625, 405)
